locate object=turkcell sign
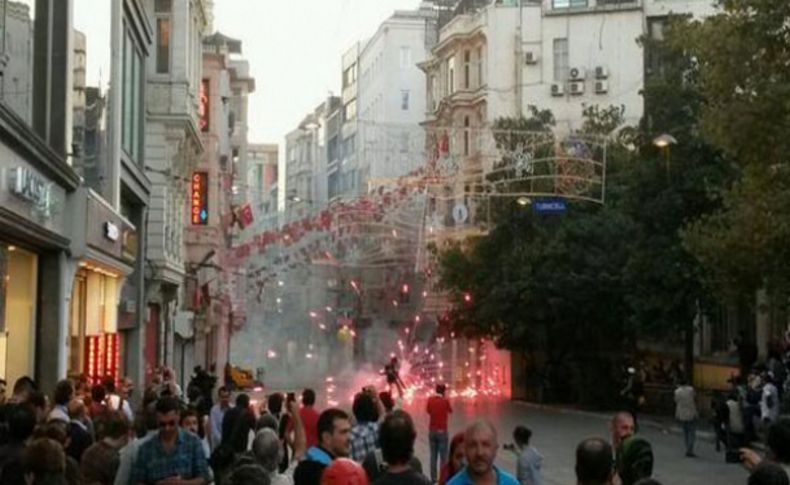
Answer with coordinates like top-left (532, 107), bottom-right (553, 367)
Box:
top-left (532, 197), bottom-right (567, 214)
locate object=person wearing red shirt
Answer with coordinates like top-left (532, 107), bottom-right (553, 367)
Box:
top-left (427, 384), bottom-right (453, 482)
top-left (299, 388), bottom-right (321, 448)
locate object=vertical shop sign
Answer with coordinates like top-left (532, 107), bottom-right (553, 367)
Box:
top-left (191, 172), bottom-right (209, 225)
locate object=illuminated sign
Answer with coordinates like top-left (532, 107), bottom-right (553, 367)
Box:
top-left (104, 222), bottom-right (120, 241)
top-left (199, 79), bottom-right (210, 132)
top-left (191, 172), bottom-right (209, 225)
top-left (85, 333), bottom-right (119, 385)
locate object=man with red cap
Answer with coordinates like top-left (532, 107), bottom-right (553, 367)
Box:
top-left (321, 458), bottom-right (369, 485)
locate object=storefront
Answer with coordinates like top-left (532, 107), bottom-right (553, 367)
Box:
top-left (66, 188), bottom-right (136, 384)
top-left (0, 244), bottom-right (38, 383)
top-left (0, 104), bottom-right (80, 390)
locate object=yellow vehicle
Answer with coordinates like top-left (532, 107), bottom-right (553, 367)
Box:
top-left (226, 364), bottom-right (263, 390)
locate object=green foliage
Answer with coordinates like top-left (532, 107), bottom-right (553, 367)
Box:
top-left (674, 0), bottom-right (790, 169)
top-left (683, 166), bottom-right (790, 298)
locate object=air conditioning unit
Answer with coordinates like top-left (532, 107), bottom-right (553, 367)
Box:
top-left (595, 66), bottom-right (610, 79)
top-left (524, 51), bottom-right (538, 65)
top-left (595, 80), bottom-right (609, 94)
top-left (569, 81), bottom-right (585, 95)
top-left (551, 83), bottom-right (565, 96)
top-left (569, 67), bottom-right (586, 81)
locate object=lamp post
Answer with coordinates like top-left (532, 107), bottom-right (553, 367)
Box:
top-left (653, 134), bottom-right (678, 184)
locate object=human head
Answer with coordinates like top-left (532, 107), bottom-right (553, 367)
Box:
top-left (90, 384), bottom-right (106, 404)
top-left (257, 414), bottom-right (279, 432)
top-left (12, 375), bottom-right (37, 401)
top-left (767, 418), bottom-right (790, 464)
top-left (29, 391), bottom-right (48, 423)
top-left (317, 408), bottom-right (351, 457)
top-left (226, 464), bottom-right (271, 485)
top-left (611, 412), bottom-right (635, 447)
top-left (320, 458), bottom-right (369, 485)
top-left (73, 375), bottom-right (89, 395)
top-left (180, 408), bottom-right (200, 435)
top-left (302, 388), bottom-right (316, 407)
top-left (268, 392), bottom-right (284, 415)
top-left (352, 391), bottom-right (378, 424)
top-left (252, 428), bottom-right (282, 473)
top-left (514, 426), bottom-right (532, 448)
top-left (436, 384), bottom-right (447, 396)
top-left (8, 402), bottom-right (37, 442)
top-left (68, 399), bottom-right (88, 420)
top-left (102, 411), bottom-right (131, 441)
top-left (379, 410), bottom-right (417, 466)
top-left (34, 422), bottom-right (69, 448)
top-left (23, 438), bottom-right (66, 482)
top-left (155, 396), bottom-right (182, 441)
top-left (52, 380), bottom-right (74, 407)
top-left (749, 463), bottom-right (790, 485)
top-left (449, 432), bottom-right (466, 471)
top-left (120, 377), bottom-right (134, 398)
top-left (0, 378), bottom-right (6, 404)
top-left (218, 386), bottom-right (231, 406)
top-left (379, 391), bottom-right (395, 413)
top-left (464, 420), bottom-right (499, 478)
top-left (236, 393), bottom-right (251, 410)
top-left (102, 376), bottom-right (116, 394)
top-left (575, 438), bottom-right (614, 485)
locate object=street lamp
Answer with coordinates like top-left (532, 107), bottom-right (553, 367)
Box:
top-left (653, 134), bottom-right (678, 183)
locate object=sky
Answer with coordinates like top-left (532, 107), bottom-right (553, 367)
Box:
top-left (67, 0), bottom-right (423, 148)
top-left (213, 0), bottom-right (421, 145)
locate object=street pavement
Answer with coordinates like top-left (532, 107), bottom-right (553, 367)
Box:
top-left (402, 397), bottom-right (749, 485)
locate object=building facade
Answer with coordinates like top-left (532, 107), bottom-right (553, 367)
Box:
top-left (144, 0), bottom-right (208, 386)
top-left (356, 4), bottom-right (438, 185)
top-left (247, 143), bottom-right (279, 223)
top-left (185, 31), bottom-right (257, 379)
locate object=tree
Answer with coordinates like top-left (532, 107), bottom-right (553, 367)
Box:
top-left (437, 106), bottom-right (639, 406)
top-left (673, 2), bottom-right (790, 306)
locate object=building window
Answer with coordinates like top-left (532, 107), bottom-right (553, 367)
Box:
top-left (400, 46), bottom-right (412, 69)
top-left (476, 47), bottom-right (484, 87)
top-left (344, 99), bottom-right (357, 122)
top-left (122, 25), bottom-right (143, 163)
top-left (447, 56), bottom-right (456, 95)
top-left (464, 50), bottom-right (471, 89)
top-left (156, 18), bottom-right (171, 73)
top-left (343, 64), bottom-right (357, 88)
top-left (401, 90), bottom-right (410, 111)
top-left (463, 116), bottom-right (470, 156)
top-left (155, 0), bottom-right (171, 74)
top-left (155, 0), bottom-right (172, 12)
top-left (429, 75), bottom-right (437, 110)
top-left (552, 0), bottom-right (588, 8)
top-left (553, 38), bottom-right (569, 82)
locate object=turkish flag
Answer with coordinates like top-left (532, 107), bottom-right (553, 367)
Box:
top-left (237, 204), bottom-right (254, 229)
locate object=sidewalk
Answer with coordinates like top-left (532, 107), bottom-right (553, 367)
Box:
top-left (513, 399), bottom-right (720, 443)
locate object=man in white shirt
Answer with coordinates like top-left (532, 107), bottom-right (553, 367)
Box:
top-left (209, 386), bottom-right (232, 451)
top-left (103, 376), bottom-right (134, 422)
top-left (674, 379), bottom-right (698, 457)
top-left (113, 407), bottom-right (158, 485)
top-left (762, 374), bottom-right (780, 427)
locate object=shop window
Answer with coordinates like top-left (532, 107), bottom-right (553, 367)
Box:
top-left (0, 245), bottom-right (38, 385)
top-left (68, 267), bottom-right (121, 382)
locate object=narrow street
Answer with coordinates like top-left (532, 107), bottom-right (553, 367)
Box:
top-left (404, 398), bottom-right (748, 485)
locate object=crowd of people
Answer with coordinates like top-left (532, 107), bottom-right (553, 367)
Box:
top-left (2, 368), bottom-right (790, 485)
